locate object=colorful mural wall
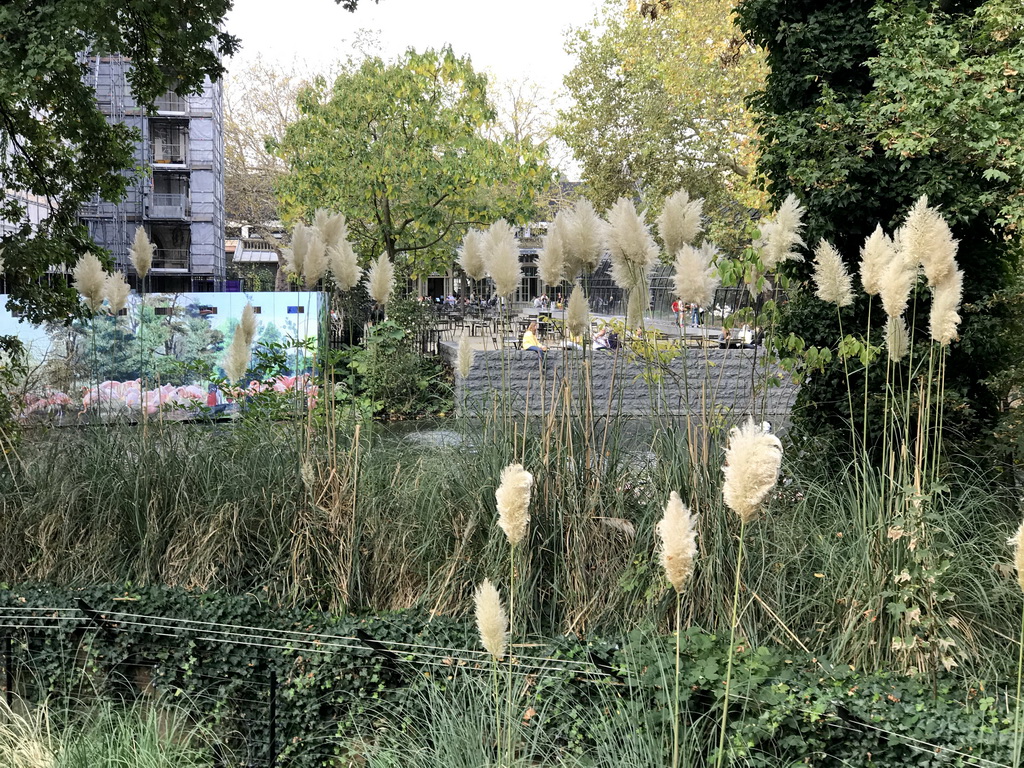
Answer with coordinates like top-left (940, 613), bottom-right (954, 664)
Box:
top-left (1, 291), bottom-right (322, 421)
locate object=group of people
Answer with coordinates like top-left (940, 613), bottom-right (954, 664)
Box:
top-left (520, 321), bottom-right (619, 362)
top-left (671, 300), bottom-right (703, 327)
top-left (531, 293), bottom-right (564, 311)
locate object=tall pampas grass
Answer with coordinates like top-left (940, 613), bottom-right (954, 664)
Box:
top-left (859, 225), bottom-right (895, 296)
top-left (73, 252), bottom-right (107, 313)
top-left (885, 314), bottom-right (910, 361)
top-left (223, 302), bottom-right (258, 383)
top-left (562, 199), bottom-right (605, 279)
top-left (755, 193), bottom-right (806, 270)
top-left (901, 195), bottom-right (958, 286)
top-left (657, 491), bottom-right (698, 594)
top-left (458, 229), bottom-right (487, 282)
top-left (130, 227), bottom-right (153, 281)
top-left (457, 334), bottom-right (474, 379)
top-left (328, 242), bottom-right (362, 292)
top-left (606, 198), bottom-right (658, 276)
top-left (812, 239), bottom-right (854, 307)
top-left (673, 242), bottom-right (721, 307)
top-left (484, 219), bottom-right (521, 297)
top-left (239, 302), bottom-right (258, 346)
top-left (495, 463), bottom-right (532, 546)
top-left (565, 281), bottom-right (589, 339)
top-left (367, 253), bottom-right (395, 307)
top-left (104, 271), bottom-right (131, 316)
top-left (930, 268), bottom-right (963, 346)
top-left (722, 419), bottom-right (783, 524)
top-left (537, 215), bottom-right (566, 287)
top-left (658, 189), bottom-right (704, 255)
top-left (314, 209), bottom-right (347, 251)
top-left (474, 579), bottom-right (507, 661)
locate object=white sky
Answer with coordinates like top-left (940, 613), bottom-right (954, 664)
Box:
top-left (224, 0), bottom-right (602, 99)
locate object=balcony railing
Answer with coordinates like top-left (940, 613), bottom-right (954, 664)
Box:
top-left (153, 93), bottom-right (189, 113)
top-left (152, 249), bottom-right (189, 270)
top-left (147, 194), bottom-right (189, 219)
top-left (151, 145), bottom-right (187, 165)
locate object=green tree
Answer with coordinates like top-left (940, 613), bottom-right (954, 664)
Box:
top-left (558, 0), bottom-right (767, 248)
top-left (273, 47), bottom-right (554, 279)
top-left (0, 0), bottom-right (238, 346)
top-left (735, 0), bottom-right (1024, 445)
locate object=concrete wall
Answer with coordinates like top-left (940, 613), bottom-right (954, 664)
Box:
top-left (441, 343), bottom-right (800, 430)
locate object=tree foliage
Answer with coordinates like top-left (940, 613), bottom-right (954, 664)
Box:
top-left (273, 48), bottom-right (553, 279)
top-left (0, 0), bottom-right (238, 337)
top-left (558, 0), bottom-right (767, 248)
top-left (736, 0), bottom-right (1024, 445)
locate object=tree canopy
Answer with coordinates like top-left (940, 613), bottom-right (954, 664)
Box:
top-left (736, 0), bottom-right (1024, 445)
top-left (558, 0), bottom-right (766, 248)
top-left (0, 0), bottom-right (238, 341)
top-left (273, 47), bottom-right (553, 278)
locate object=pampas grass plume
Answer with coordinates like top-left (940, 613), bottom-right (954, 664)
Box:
top-left (222, 327), bottom-right (251, 383)
top-left (484, 219), bottom-right (521, 297)
top-left (930, 268), bottom-right (963, 346)
top-left (283, 224), bottom-right (311, 278)
top-left (239, 302), bottom-right (258, 346)
top-left (901, 195), bottom-right (958, 286)
top-left (328, 241), bottom-right (362, 292)
top-left (496, 462), bottom-right (533, 546)
top-left (722, 419), bottom-right (783, 524)
top-left (73, 252), bottom-right (107, 313)
top-left (566, 281), bottom-right (589, 338)
top-left (458, 229), bottom-right (487, 282)
top-left (812, 239), bottom-right (854, 307)
top-left (673, 242), bottom-right (720, 307)
top-left (885, 314), bottom-right (910, 361)
top-left (657, 491), bottom-right (698, 593)
top-left (756, 194), bottom-right (805, 270)
top-left (1009, 521), bottom-right (1024, 594)
top-left (457, 333), bottom-right (474, 379)
top-left (367, 253), bottom-right (395, 307)
top-left (879, 252), bottom-right (919, 319)
top-left (658, 189), bottom-right (704, 255)
top-left (563, 199), bottom-right (605, 277)
top-left (474, 579), bottom-right (507, 661)
top-left (130, 227), bottom-right (153, 280)
top-left (303, 230), bottom-right (328, 288)
top-left (859, 225), bottom-right (895, 296)
top-left (104, 271), bottom-right (131, 316)
top-left (607, 197), bottom-right (658, 269)
top-left (538, 215), bottom-right (566, 287)
top-left (315, 209), bottom-right (347, 251)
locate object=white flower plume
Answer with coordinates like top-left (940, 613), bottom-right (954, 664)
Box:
top-left (457, 333), bottom-right (474, 379)
top-left (73, 252), bottom-right (107, 313)
top-left (930, 268), bottom-right (963, 346)
top-left (474, 579), bottom-right (507, 661)
top-left (496, 462), bottom-right (533, 547)
top-left (537, 215), bottom-right (566, 287)
top-left (104, 271), bottom-right (131, 316)
top-left (657, 491), bottom-right (698, 594)
top-left (658, 189), bottom-right (704, 255)
top-left (566, 281), bottom-right (589, 338)
top-left (327, 238), bottom-right (362, 292)
top-left (812, 239), bottom-right (854, 307)
top-left (755, 194), bottom-right (806, 270)
top-left (484, 219), bottom-right (521, 298)
top-left (130, 227), bottom-right (153, 281)
top-left (900, 195), bottom-right (958, 287)
top-left (885, 314), bottom-right (910, 361)
top-left (303, 230), bottom-right (328, 288)
top-left (673, 242), bottom-right (721, 307)
top-left (722, 419), bottom-right (783, 525)
top-left (457, 229), bottom-right (487, 282)
top-left (366, 253), bottom-right (395, 306)
top-left (283, 224), bottom-right (311, 277)
top-left (859, 225), bottom-right (896, 296)
top-left (562, 199), bottom-right (605, 278)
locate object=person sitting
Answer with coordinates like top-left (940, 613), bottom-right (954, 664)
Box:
top-left (533, 296), bottom-right (543, 308)
top-left (718, 328), bottom-right (738, 349)
top-left (522, 321), bottom-right (547, 361)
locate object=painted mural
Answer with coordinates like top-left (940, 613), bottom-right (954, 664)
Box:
top-left (1, 291), bottom-right (322, 422)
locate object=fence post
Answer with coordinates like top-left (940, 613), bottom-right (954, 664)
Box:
top-left (4, 635), bottom-right (11, 708)
top-left (268, 669), bottom-right (277, 767)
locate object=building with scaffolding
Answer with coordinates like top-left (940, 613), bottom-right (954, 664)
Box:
top-left (79, 55), bottom-right (226, 292)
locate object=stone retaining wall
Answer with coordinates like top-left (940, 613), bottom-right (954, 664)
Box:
top-left (440, 343), bottom-right (800, 429)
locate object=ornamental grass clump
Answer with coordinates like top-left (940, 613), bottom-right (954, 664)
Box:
top-left (73, 252), bottom-right (107, 313)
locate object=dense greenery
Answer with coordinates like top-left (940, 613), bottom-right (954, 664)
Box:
top-left (735, 0), bottom-right (1024, 447)
top-left (558, 0), bottom-right (767, 250)
top-left (273, 48), bottom-right (553, 278)
top-left (0, 0), bottom-right (237, 341)
top-left (2, 583), bottom-right (1016, 767)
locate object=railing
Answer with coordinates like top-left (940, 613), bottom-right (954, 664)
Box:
top-left (146, 193), bottom-right (189, 219)
top-left (152, 249), bottom-right (189, 270)
top-left (151, 145), bottom-right (187, 165)
top-left (152, 93), bottom-right (189, 113)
